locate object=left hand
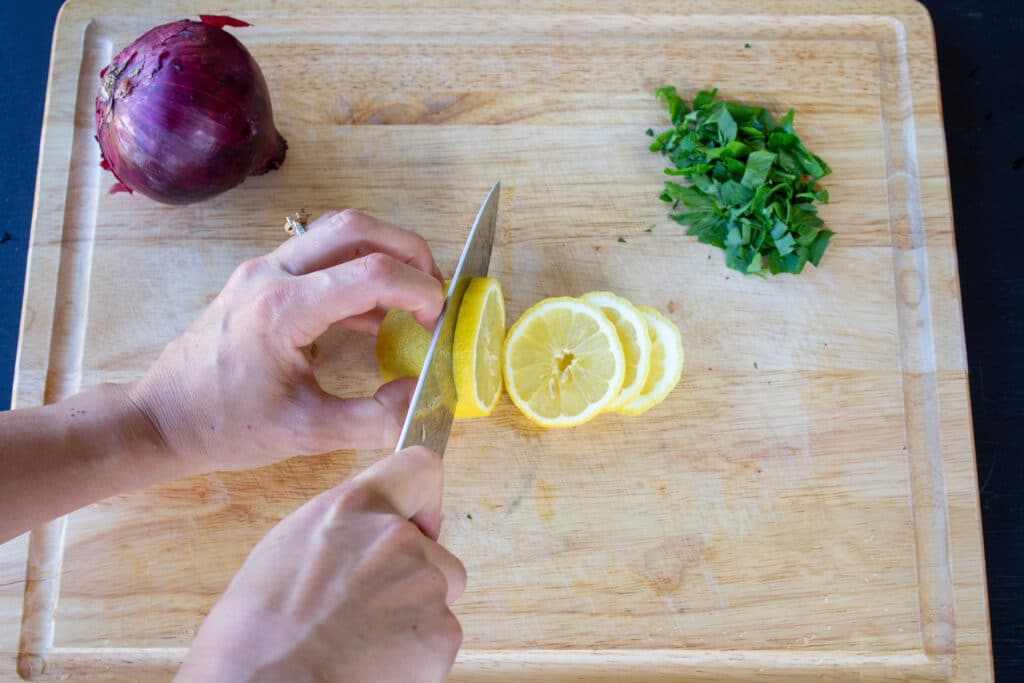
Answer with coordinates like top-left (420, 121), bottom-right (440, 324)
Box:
top-left (127, 209), bottom-right (445, 476)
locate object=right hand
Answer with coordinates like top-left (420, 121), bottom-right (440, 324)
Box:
top-left (177, 447), bottom-right (466, 683)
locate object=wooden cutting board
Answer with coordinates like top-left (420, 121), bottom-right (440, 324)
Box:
top-left (0, 0), bottom-right (991, 680)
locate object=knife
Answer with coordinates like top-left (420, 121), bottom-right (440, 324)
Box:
top-left (395, 182), bottom-right (500, 456)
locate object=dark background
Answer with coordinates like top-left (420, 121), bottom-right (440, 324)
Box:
top-left (1, 0), bottom-right (1020, 677)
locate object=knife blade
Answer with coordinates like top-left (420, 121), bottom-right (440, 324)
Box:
top-left (395, 182), bottom-right (500, 456)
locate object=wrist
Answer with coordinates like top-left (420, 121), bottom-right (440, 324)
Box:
top-left (124, 369), bottom-right (212, 478)
top-left (91, 381), bottom-right (196, 484)
top-left (178, 603), bottom-right (313, 683)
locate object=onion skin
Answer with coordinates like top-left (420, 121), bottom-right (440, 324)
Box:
top-left (95, 18), bottom-right (287, 205)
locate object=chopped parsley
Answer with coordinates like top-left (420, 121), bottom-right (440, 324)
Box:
top-left (618, 237), bottom-right (628, 243)
top-left (649, 86), bottom-right (833, 276)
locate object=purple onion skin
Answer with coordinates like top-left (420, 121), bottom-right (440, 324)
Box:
top-left (95, 19), bottom-right (287, 205)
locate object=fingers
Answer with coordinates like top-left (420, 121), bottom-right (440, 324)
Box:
top-left (281, 254), bottom-right (444, 347)
top-left (373, 377), bottom-right (418, 423)
top-left (307, 378), bottom-right (416, 451)
top-left (353, 446), bottom-right (445, 540)
top-left (352, 448), bottom-right (463, 601)
top-left (273, 210), bottom-right (440, 279)
top-left (421, 539), bottom-right (467, 604)
top-left (336, 308), bottom-right (387, 335)
top-left (309, 446), bottom-right (465, 604)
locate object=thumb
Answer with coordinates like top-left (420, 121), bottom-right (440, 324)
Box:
top-left (309, 378), bottom-right (417, 451)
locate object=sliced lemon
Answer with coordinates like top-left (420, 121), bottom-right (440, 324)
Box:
top-left (376, 308), bottom-right (431, 383)
top-left (581, 291), bottom-right (652, 411)
top-left (616, 306), bottom-right (684, 416)
top-left (503, 297), bottom-right (625, 428)
top-left (453, 278), bottom-right (506, 418)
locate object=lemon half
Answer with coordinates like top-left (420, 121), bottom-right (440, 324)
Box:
top-left (375, 309), bottom-right (431, 383)
top-left (503, 297), bottom-right (625, 428)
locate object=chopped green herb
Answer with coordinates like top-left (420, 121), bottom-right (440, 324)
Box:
top-left (644, 225), bottom-right (654, 232)
top-left (645, 128), bottom-right (654, 137)
top-left (744, 42), bottom-right (751, 48)
top-left (754, 361), bottom-right (759, 369)
top-left (466, 513), bottom-right (473, 520)
top-left (649, 86), bottom-right (833, 275)
top-left (618, 237), bottom-right (628, 243)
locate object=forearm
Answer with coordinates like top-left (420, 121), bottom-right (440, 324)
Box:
top-left (0, 383), bottom-right (189, 543)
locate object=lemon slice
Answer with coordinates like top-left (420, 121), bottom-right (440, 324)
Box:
top-left (376, 309), bottom-right (431, 383)
top-left (453, 278), bottom-right (506, 418)
top-left (503, 297), bottom-right (625, 428)
top-left (616, 306), bottom-right (684, 416)
top-left (581, 291), bottom-right (652, 411)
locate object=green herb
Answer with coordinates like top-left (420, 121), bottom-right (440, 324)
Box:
top-left (754, 361), bottom-right (758, 369)
top-left (618, 237), bottom-right (628, 243)
top-left (744, 43), bottom-right (751, 48)
top-left (466, 513), bottom-right (473, 520)
top-left (644, 225), bottom-right (654, 232)
top-left (649, 86), bottom-right (833, 275)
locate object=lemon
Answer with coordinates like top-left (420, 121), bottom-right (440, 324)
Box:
top-left (376, 309), bottom-right (432, 383)
top-left (376, 278), bottom-right (505, 419)
top-left (453, 278), bottom-right (506, 418)
top-left (503, 297), bottom-right (625, 428)
top-left (616, 306), bottom-right (684, 416)
top-left (581, 291), bottom-right (652, 411)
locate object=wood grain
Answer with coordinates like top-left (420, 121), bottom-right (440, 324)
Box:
top-left (0, 0), bottom-right (991, 680)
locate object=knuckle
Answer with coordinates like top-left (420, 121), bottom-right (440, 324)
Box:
top-left (230, 256), bottom-right (269, 287)
top-left (383, 517), bottom-right (420, 546)
top-left (329, 483), bottom-right (374, 516)
top-left (297, 210), bottom-right (340, 238)
top-left (418, 564), bottom-right (449, 595)
top-left (451, 554), bottom-right (468, 588)
top-left (335, 208), bottom-right (368, 233)
top-left (359, 251), bottom-right (396, 282)
top-left (410, 233), bottom-right (433, 261)
top-left (251, 282), bottom-right (292, 323)
top-left (401, 443), bottom-right (438, 463)
top-left (401, 445), bottom-right (443, 479)
top-left (434, 609), bottom-right (463, 655)
top-left (298, 268), bottom-right (333, 300)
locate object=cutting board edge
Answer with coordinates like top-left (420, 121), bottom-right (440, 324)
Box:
top-left (7, 1), bottom-right (991, 681)
top-left (15, 646), bottom-right (958, 682)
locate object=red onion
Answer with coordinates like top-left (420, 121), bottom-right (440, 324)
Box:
top-left (95, 16), bottom-right (287, 205)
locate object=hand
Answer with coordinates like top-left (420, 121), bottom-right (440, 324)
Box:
top-left (127, 210), bottom-right (444, 475)
top-left (177, 446), bottom-right (465, 683)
